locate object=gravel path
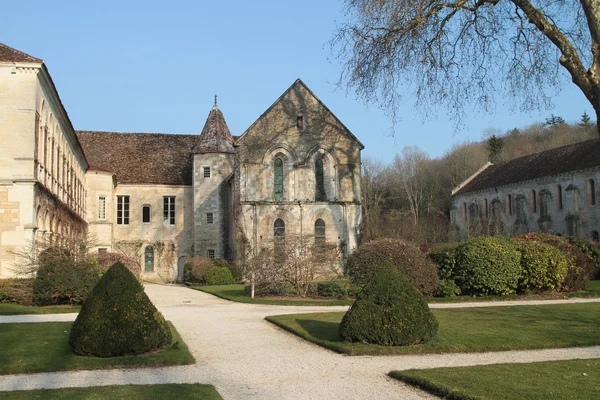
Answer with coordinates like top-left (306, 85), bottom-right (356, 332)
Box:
top-left (1, 285), bottom-right (599, 399)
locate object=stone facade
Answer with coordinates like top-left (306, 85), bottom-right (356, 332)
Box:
top-left (451, 140), bottom-right (600, 241)
top-left (0, 43), bottom-right (363, 281)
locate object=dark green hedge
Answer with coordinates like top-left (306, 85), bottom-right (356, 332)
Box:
top-left (340, 262), bottom-right (438, 346)
top-left (204, 266), bottom-right (235, 285)
top-left (69, 262), bottom-right (172, 357)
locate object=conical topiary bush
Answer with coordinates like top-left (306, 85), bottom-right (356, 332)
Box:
top-left (339, 261), bottom-right (438, 346)
top-left (69, 262), bottom-right (172, 357)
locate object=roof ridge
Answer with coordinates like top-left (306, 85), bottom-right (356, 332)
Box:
top-left (0, 42), bottom-right (43, 63)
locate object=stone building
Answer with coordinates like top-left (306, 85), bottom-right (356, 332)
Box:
top-left (0, 43), bottom-right (363, 280)
top-left (451, 139), bottom-right (600, 241)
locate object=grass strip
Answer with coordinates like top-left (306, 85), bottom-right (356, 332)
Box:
top-left (0, 384), bottom-right (222, 400)
top-left (194, 284), bottom-right (354, 306)
top-left (193, 281), bottom-right (600, 306)
top-left (0, 321), bottom-right (194, 375)
top-left (265, 302), bottom-right (600, 355)
top-left (389, 358), bottom-right (600, 400)
top-left (0, 303), bottom-right (80, 315)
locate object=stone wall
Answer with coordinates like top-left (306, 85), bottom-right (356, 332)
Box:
top-left (451, 168), bottom-right (600, 240)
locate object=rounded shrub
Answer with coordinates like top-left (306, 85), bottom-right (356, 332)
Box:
top-left (453, 236), bottom-right (522, 296)
top-left (204, 266), bottom-right (235, 285)
top-left (437, 279), bottom-right (461, 297)
top-left (33, 249), bottom-right (100, 306)
top-left (184, 257), bottom-right (213, 283)
top-left (567, 236), bottom-right (600, 279)
top-left (69, 262), bottom-right (172, 357)
top-left (517, 241), bottom-right (569, 292)
top-left (345, 238), bottom-right (438, 296)
top-left (518, 233), bottom-right (594, 291)
top-left (340, 262), bottom-right (438, 346)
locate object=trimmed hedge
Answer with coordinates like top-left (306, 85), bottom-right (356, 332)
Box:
top-left (519, 233), bottom-right (594, 291)
top-left (307, 279), bottom-right (361, 299)
top-left (340, 262), bottom-right (438, 346)
top-left (453, 237), bottom-right (522, 296)
top-left (517, 241), bottom-right (569, 292)
top-left (33, 249), bottom-right (100, 306)
top-left (567, 236), bottom-right (600, 279)
top-left (204, 266), bottom-right (235, 285)
top-left (69, 262), bottom-right (171, 357)
top-left (346, 238), bottom-right (439, 296)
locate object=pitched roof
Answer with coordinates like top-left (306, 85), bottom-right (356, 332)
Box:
top-left (238, 79), bottom-right (365, 149)
top-left (77, 131), bottom-right (200, 185)
top-left (0, 42), bottom-right (43, 63)
top-left (193, 103), bottom-right (235, 154)
top-left (454, 139), bottom-right (600, 196)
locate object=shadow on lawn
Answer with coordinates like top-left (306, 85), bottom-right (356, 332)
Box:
top-left (296, 319), bottom-right (341, 342)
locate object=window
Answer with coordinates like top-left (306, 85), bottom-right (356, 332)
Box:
top-left (206, 213), bottom-right (214, 224)
top-left (163, 196), bottom-right (175, 225)
top-left (315, 159), bottom-right (326, 201)
top-left (98, 196), bottom-right (106, 220)
top-left (507, 194), bottom-right (512, 216)
top-left (589, 179), bottom-right (596, 205)
top-left (593, 231), bottom-right (599, 242)
top-left (315, 218), bottom-right (326, 247)
top-left (463, 202), bottom-right (467, 221)
top-left (204, 167), bottom-right (211, 178)
top-left (116, 195), bottom-right (129, 225)
top-left (557, 185), bottom-right (563, 210)
top-left (207, 249), bottom-right (215, 259)
top-left (142, 205), bottom-right (151, 223)
top-left (274, 158), bottom-right (283, 202)
top-left (145, 246), bottom-right (154, 272)
top-left (297, 115), bottom-right (303, 131)
top-left (274, 218), bottom-right (286, 238)
top-left (531, 190), bottom-right (537, 213)
top-left (98, 248), bottom-right (107, 255)
top-left (484, 198), bottom-right (489, 219)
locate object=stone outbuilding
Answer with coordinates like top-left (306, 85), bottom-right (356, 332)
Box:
top-left (451, 139), bottom-right (600, 241)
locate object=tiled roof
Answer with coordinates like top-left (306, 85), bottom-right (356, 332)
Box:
top-left (454, 139), bottom-right (600, 196)
top-left (77, 131), bottom-right (200, 185)
top-left (193, 105), bottom-right (235, 154)
top-left (0, 42), bottom-right (43, 63)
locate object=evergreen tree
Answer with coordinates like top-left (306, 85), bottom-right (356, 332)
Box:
top-left (486, 135), bottom-right (504, 163)
top-left (579, 111), bottom-right (593, 128)
top-left (545, 114), bottom-right (566, 127)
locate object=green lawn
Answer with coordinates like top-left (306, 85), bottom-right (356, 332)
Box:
top-left (265, 303), bottom-right (600, 355)
top-left (0, 384), bottom-right (222, 400)
top-left (390, 358), bottom-right (600, 400)
top-left (0, 321), bottom-right (194, 374)
top-left (194, 281), bottom-right (600, 306)
top-left (0, 303), bottom-right (80, 315)
top-left (194, 284), bottom-right (354, 306)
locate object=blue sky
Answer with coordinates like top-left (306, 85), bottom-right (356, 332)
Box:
top-left (3, 0), bottom-right (594, 163)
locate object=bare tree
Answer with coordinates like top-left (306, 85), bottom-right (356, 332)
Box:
top-left (332, 1), bottom-right (600, 133)
top-left (361, 157), bottom-right (390, 241)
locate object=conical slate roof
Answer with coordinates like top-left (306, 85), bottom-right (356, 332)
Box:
top-left (0, 42), bottom-right (43, 63)
top-left (193, 99), bottom-right (235, 154)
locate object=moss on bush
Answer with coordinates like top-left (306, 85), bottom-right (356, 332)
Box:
top-left (33, 248), bottom-right (100, 306)
top-left (69, 262), bottom-right (172, 357)
top-left (204, 266), bottom-right (235, 285)
top-left (340, 262), bottom-right (438, 346)
top-left (346, 238), bottom-right (438, 296)
top-left (453, 237), bottom-right (522, 296)
top-left (517, 241), bottom-right (569, 292)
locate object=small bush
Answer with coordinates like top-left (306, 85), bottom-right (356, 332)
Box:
top-left (69, 262), bottom-right (172, 357)
top-left (567, 236), bottom-right (600, 279)
top-left (0, 278), bottom-right (34, 305)
top-left (204, 266), bottom-right (235, 285)
top-left (346, 238), bottom-right (439, 296)
top-left (307, 279), bottom-right (358, 299)
top-left (517, 241), bottom-right (569, 292)
top-left (33, 249), bottom-right (100, 306)
top-left (184, 257), bottom-right (213, 283)
top-left (518, 233), bottom-right (594, 291)
top-left (453, 237), bottom-right (522, 296)
top-left (427, 243), bottom-right (459, 280)
top-left (244, 281), bottom-right (286, 297)
top-left (437, 279), bottom-right (461, 297)
top-left (340, 262), bottom-right (438, 346)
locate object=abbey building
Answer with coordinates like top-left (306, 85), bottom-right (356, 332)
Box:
top-left (0, 43), bottom-right (363, 281)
